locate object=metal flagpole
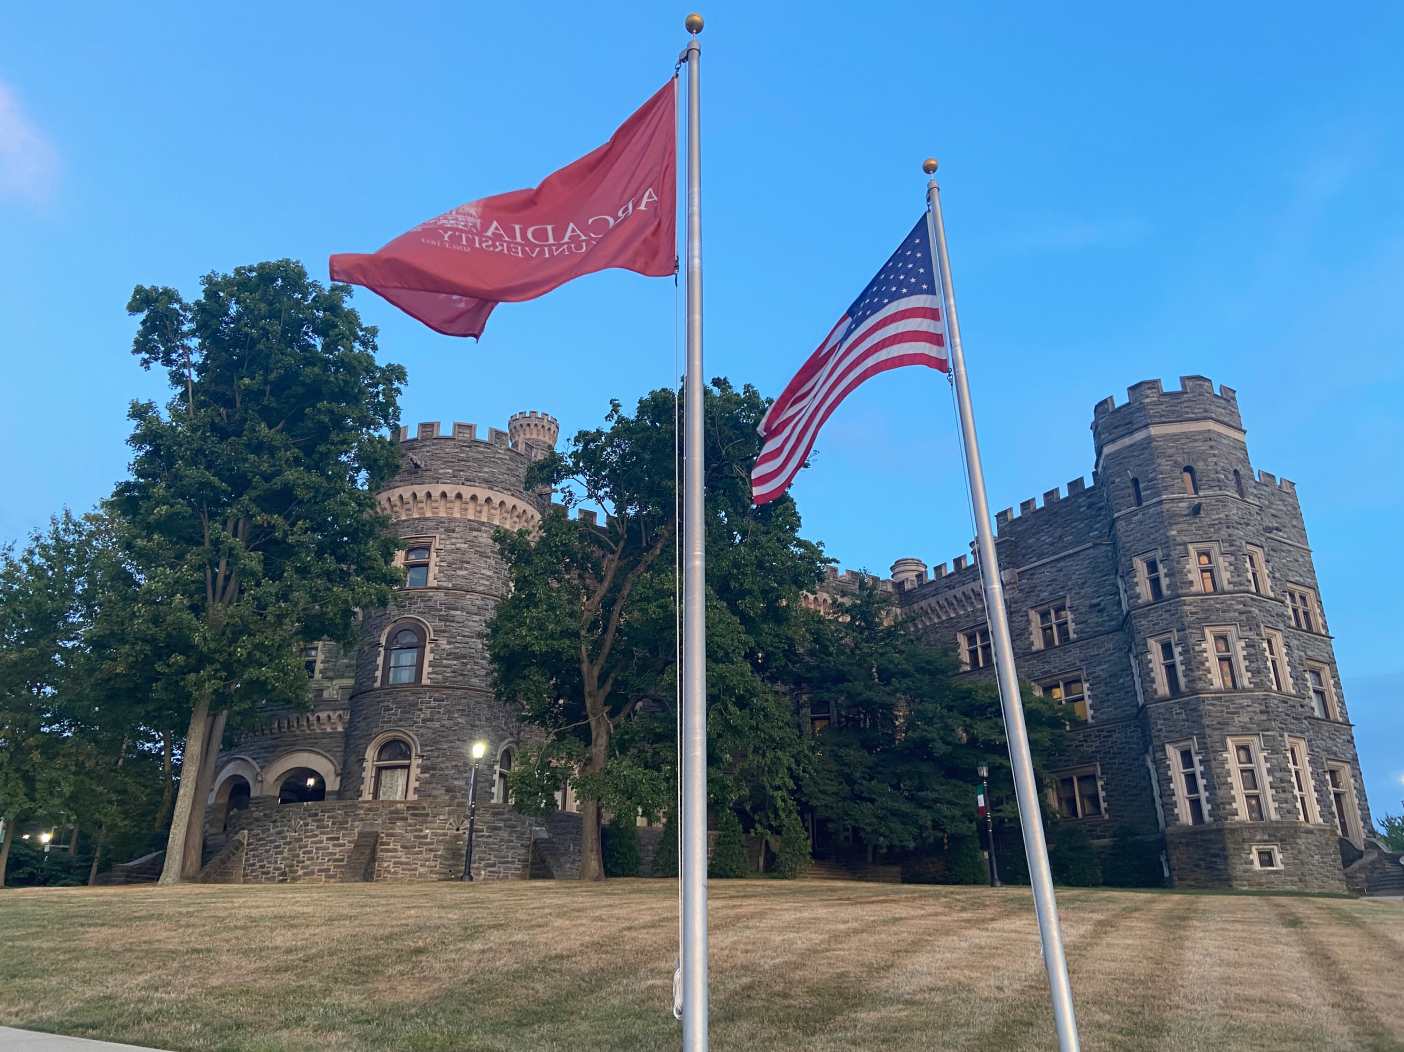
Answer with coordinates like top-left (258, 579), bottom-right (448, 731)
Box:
top-left (922, 158), bottom-right (1081, 1052)
top-left (680, 12), bottom-right (710, 1052)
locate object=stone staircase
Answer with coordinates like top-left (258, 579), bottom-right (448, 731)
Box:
top-left (1343, 838), bottom-right (1404, 897)
top-left (803, 860), bottom-right (903, 884)
top-left (93, 850), bottom-right (164, 885)
top-left (341, 830), bottom-right (379, 882)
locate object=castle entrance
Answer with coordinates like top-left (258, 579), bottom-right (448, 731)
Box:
top-left (277, 768), bottom-right (327, 804)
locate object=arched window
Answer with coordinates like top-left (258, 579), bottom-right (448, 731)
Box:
top-left (1233, 469), bottom-right (1245, 499)
top-left (494, 745), bottom-right (515, 803)
top-left (1130, 477), bottom-right (1143, 507)
top-left (1182, 466), bottom-right (1198, 496)
top-left (372, 738), bottom-right (413, 800)
top-left (278, 768), bottom-right (327, 804)
top-left (222, 778), bottom-right (252, 831)
top-left (382, 622), bottom-right (426, 685)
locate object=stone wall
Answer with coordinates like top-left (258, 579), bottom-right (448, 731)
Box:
top-left (228, 798), bottom-right (582, 883)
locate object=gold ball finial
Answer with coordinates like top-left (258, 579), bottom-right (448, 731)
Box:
top-left (922, 158), bottom-right (939, 175)
top-left (685, 12), bottom-right (704, 33)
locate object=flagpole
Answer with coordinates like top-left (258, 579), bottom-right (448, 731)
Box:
top-left (923, 158), bottom-right (1081, 1052)
top-left (680, 13), bottom-right (710, 1052)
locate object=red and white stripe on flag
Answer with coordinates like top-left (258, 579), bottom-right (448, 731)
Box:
top-left (751, 217), bottom-right (948, 507)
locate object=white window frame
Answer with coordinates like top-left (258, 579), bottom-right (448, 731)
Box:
top-left (1133, 551), bottom-right (1166, 604)
top-left (1225, 736), bottom-right (1276, 822)
top-left (1029, 600), bottom-right (1073, 651)
top-left (1165, 739), bottom-right (1210, 826)
top-left (360, 731), bottom-right (420, 801)
top-left (1263, 629), bottom-right (1290, 693)
top-left (1286, 586), bottom-right (1323, 633)
top-left (1147, 633), bottom-right (1184, 698)
top-left (1325, 761), bottom-right (1363, 846)
top-left (1248, 844), bottom-right (1283, 871)
top-left (1053, 765), bottom-right (1106, 820)
top-left (493, 742), bottom-right (516, 804)
top-left (1205, 625), bottom-right (1249, 691)
top-left (959, 625), bottom-right (992, 671)
top-left (1188, 542), bottom-right (1227, 594)
top-left (1037, 673), bottom-right (1090, 722)
top-left (1304, 661), bottom-right (1340, 721)
top-left (1245, 545), bottom-right (1271, 596)
top-left (1284, 736), bottom-right (1320, 824)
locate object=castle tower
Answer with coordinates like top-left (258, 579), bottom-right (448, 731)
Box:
top-left (1095, 377), bottom-right (1370, 890)
top-left (341, 415), bottom-right (558, 807)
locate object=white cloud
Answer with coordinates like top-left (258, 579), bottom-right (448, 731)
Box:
top-left (0, 82), bottom-right (58, 205)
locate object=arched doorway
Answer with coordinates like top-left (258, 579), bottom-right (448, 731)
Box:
top-left (277, 768), bottom-right (327, 804)
top-left (223, 777), bottom-right (252, 830)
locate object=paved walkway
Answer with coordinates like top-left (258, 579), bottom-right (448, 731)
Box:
top-left (0, 1029), bottom-right (165, 1051)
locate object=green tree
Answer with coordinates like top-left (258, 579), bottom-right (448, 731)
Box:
top-left (110, 261), bottom-right (405, 883)
top-left (1378, 807), bottom-right (1404, 853)
top-left (490, 380), bottom-right (825, 880)
top-left (708, 809), bottom-right (747, 878)
top-left (795, 578), bottom-right (1064, 858)
top-left (603, 817), bottom-right (641, 877)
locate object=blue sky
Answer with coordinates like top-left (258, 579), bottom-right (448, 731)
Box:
top-left (2, 2), bottom-right (1400, 815)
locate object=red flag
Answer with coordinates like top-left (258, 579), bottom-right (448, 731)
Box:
top-left (330, 80), bottom-right (677, 338)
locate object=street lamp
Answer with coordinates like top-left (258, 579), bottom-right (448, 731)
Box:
top-left (462, 740), bottom-right (488, 881)
top-left (977, 765), bottom-right (1001, 888)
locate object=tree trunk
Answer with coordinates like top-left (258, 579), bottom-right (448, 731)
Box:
top-left (154, 730), bottom-right (175, 832)
top-left (0, 816), bottom-right (15, 889)
top-left (68, 825), bottom-right (79, 853)
top-left (87, 831), bottom-right (106, 886)
top-left (580, 797), bottom-right (605, 881)
top-left (158, 697), bottom-right (212, 884)
top-left (179, 708), bottom-right (227, 880)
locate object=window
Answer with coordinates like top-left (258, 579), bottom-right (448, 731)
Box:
top-left (1131, 477), bottom-right (1143, 507)
top-left (494, 745), bottom-right (515, 803)
top-left (960, 626), bottom-right (992, 670)
top-left (1134, 553), bottom-right (1165, 602)
top-left (1284, 737), bottom-right (1319, 823)
top-left (1286, 588), bottom-right (1320, 633)
top-left (382, 622), bottom-right (427, 685)
top-left (1167, 741), bottom-right (1208, 826)
top-left (1149, 634), bottom-right (1182, 697)
top-left (1326, 763), bottom-right (1361, 844)
top-left (1234, 469), bottom-right (1246, 499)
top-left (1263, 629), bottom-right (1289, 693)
top-left (1055, 767), bottom-right (1104, 819)
top-left (810, 698), bottom-right (832, 734)
top-left (403, 544), bottom-right (432, 589)
top-left (1032, 602), bottom-right (1072, 649)
top-left (302, 643), bottom-right (321, 679)
top-left (1183, 466), bottom-right (1198, 496)
top-left (1040, 675), bottom-right (1088, 722)
top-left (1246, 545), bottom-right (1270, 595)
top-left (1207, 628), bottom-right (1242, 690)
top-left (1249, 844), bottom-right (1282, 871)
top-left (1192, 546), bottom-right (1220, 593)
top-left (1227, 737), bottom-right (1272, 822)
top-left (372, 738), bottom-right (413, 800)
top-left (1306, 662), bottom-right (1338, 720)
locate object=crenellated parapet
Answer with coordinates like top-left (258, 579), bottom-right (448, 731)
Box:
top-left (1091, 375), bottom-right (1242, 454)
top-left (377, 484), bottom-right (542, 529)
top-left (994, 476), bottom-right (1094, 532)
top-left (508, 410), bottom-right (560, 457)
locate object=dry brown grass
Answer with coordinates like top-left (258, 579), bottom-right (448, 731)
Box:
top-left (0, 880), bottom-right (1401, 1051)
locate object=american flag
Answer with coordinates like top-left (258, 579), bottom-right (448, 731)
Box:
top-left (750, 217), bottom-right (948, 506)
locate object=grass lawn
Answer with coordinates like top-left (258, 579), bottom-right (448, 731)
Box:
top-left (0, 880), bottom-right (1401, 1051)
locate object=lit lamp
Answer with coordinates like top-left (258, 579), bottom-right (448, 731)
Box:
top-left (463, 740), bottom-right (488, 881)
top-left (39, 830), bottom-right (53, 861)
top-left (976, 765), bottom-right (1000, 888)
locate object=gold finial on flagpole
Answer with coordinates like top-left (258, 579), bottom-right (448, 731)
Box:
top-left (922, 158), bottom-right (939, 175)
top-left (685, 12), bottom-right (704, 33)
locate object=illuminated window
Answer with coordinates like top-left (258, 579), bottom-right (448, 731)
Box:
top-left (1192, 547), bottom-right (1220, 593)
top-left (1207, 629), bottom-right (1242, 690)
top-left (1040, 675), bottom-right (1088, 722)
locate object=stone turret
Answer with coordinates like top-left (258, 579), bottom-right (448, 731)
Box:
top-left (508, 410), bottom-right (560, 459)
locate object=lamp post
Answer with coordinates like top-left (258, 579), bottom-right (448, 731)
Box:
top-left (462, 740), bottom-right (488, 881)
top-left (977, 765), bottom-right (1000, 888)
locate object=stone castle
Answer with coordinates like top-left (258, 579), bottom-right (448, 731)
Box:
top-left (201, 375), bottom-right (1392, 893)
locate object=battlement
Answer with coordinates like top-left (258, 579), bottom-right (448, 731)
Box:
top-left (543, 500), bottom-right (620, 535)
top-left (994, 476), bottom-right (1092, 530)
top-left (397, 409), bottom-right (558, 456)
top-left (1255, 469), bottom-right (1296, 495)
top-left (820, 566), bottom-right (896, 593)
top-left (1092, 375), bottom-right (1243, 451)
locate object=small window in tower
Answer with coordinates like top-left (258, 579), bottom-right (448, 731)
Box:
top-left (1228, 738), bottom-right (1271, 822)
top-left (1193, 547), bottom-right (1220, 593)
top-left (1131, 477), bottom-right (1143, 507)
top-left (1286, 587), bottom-right (1321, 633)
top-left (1183, 466), bottom-right (1198, 496)
top-left (1306, 662), bottom-right (1338, 720)
top-left (1246, 545), bottom-right (1270, 596)
top-left (1234, 469), bottom-right (1246, 499)
top-left (1208, 629), bottom-right (1241, 690)
top-left (494, 745), bottom-right (515, 803)
top-left (1250, 844), bottom-right (1283, 871)
top-left (403, 544), bottom-right (432, 589)
top-left (1134, 553), bottom-right (1164, 602)
top-left (1264, 629), bottom-right (1289, 693)
top-left (1150, 634), bottom-right (1182, 697)
top-left (1167, 742), bottom-right (1207, 826)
